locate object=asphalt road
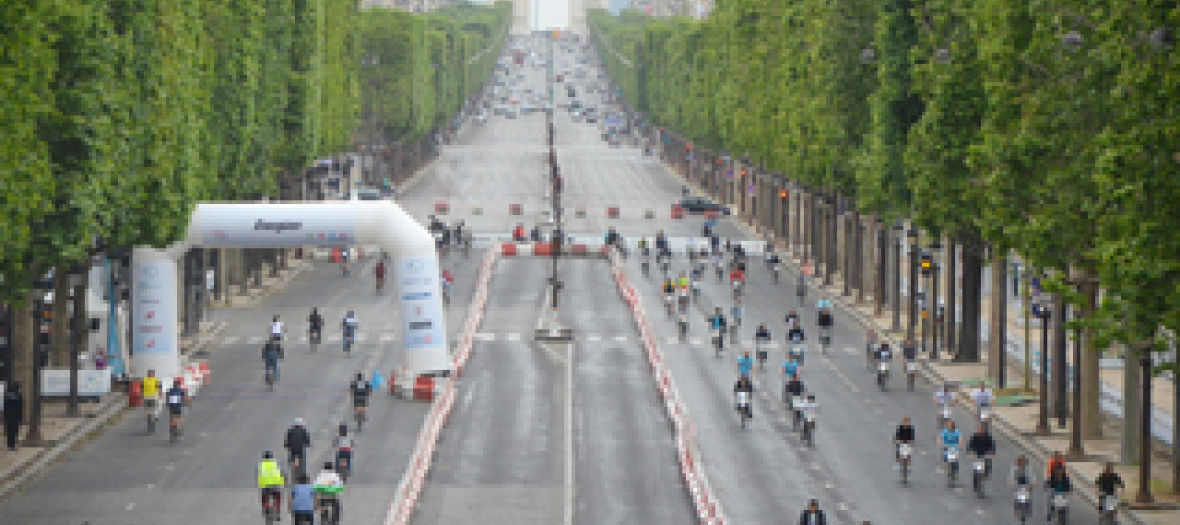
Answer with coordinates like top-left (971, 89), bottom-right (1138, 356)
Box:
top-left (412, 258), bottom-right (691, 525)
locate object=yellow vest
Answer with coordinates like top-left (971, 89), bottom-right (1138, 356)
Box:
top-left (257, 460), bottom-right (285, 488)
top-left (142, 376), bottom-right (160, 398)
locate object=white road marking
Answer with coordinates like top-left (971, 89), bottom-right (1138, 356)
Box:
top-left (564, 342), bottom-right (574, 525)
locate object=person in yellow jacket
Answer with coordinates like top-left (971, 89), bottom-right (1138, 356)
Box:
top-left (142, 370), bottom-right (160, 431)
top-left (258, 451), bottom-right (286, 515)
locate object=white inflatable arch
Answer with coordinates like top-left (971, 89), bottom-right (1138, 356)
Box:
top-left (131, 201), bottom-right (448, 380)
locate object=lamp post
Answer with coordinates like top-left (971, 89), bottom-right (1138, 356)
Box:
top-left (1036, 296), bottom-right (1051, 435)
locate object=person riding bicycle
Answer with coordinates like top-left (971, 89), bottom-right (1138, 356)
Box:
top-left (284, 418), bottom-right (312, 473)
top-left (333, 424), bottom-right (354, 479)
top-left (894, 416), bottom-right (916, 460)
top-left (374, 260), bottom-right (387, 292)
top-left (736, 351), bottom-right (754, 380)
top-left (290, 473), bottom-right (315, 524)
top-left (966, 423), bottom-right (996, 476)
top-left (940, 420), bottom-right (962, 461)
top-left (165, 378), bottom-right (188, 432)
top-left (308, 307), bottom-right (324, 345)
top-left (798, 498), bottom-right (828, 525)
top-left (708, 308), bottom-right (728, 346)
top-left (142, 369), bottom-right (160, 423)
top-left (270, 314), bottom-right (286, 342)
top-left (734, 375), bottom-right (754, 418)
top-left (342, 311), bottom-right (358, 350)
top-left (313, 461), bottom-right (344, 523)
top-left (730, 299), bottom-right (745, 330)
top-left (258, 451), bottom-right (286, 516)
top-left (350, 373), bottom-right (372, 428)
top-left (262, 336), bottom-right (284, 382)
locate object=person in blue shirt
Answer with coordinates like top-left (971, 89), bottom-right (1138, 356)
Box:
top-left (736, 351), bottom-right (754, 379)
top-left (782, 357), bottom-right (799, 379)
top-left (940, 420), bottom-right (961, 462)
top-left (289, 473), bottom-right (315, 524)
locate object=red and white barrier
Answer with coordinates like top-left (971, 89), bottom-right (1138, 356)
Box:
top-left (385, 247), bottom-right (498, 525)
top-left (606, 250), bottom-right (726, 524)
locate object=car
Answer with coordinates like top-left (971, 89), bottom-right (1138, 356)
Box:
top-left (676, 196), bottom-right (730, 215)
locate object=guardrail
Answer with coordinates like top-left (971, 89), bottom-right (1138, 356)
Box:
top-left (607, 250), bottom-right (726, 524)
top-left (384, 247), bottom-right (499, 525)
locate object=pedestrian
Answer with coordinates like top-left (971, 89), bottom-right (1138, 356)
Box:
top-left (4, 381), bottom-right (24, 450)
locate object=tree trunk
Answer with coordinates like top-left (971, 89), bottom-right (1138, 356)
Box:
top-left (957, 237), bottom-right (984, 362)
top-left (51, 269), bottom-right (70, 367)
top-left (15, 290), bottom-right (36, 421)
top-left (990, 253), bottom-right (1008, 383)
top-left (1122, 341), bottom-right (1141, 464)
top-left (947, 241), bottom-right (958, 357)
top-left (1081, 266), bottom-right (1102, 438)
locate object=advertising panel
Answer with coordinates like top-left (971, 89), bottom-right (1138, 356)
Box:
top-left (197, 204), bottom-right (356, 247)
top-left (397, 257), bottom-right (445, 351)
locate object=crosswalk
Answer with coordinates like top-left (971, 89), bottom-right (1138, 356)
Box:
top-left (219, 332), bottom-right (860, 354)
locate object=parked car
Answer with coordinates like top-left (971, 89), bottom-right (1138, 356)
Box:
top-left (676, 196), bottom-right (730, 215)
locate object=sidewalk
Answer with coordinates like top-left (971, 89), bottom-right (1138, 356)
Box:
top-left (0, 256), bottom-right (309, 501)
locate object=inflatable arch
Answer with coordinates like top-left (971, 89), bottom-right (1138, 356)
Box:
top-left (131, 201), bottom-right (448, 380)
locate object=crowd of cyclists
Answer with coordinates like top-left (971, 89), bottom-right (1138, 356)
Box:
top-left (621, 224), bottom-right (1123, 523)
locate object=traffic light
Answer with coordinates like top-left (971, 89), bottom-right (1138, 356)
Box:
top-left (920, 253), bottom-right (933, 276)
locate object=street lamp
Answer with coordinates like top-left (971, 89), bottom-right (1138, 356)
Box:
top-left (1035, 295), bottom-right (1052, 435)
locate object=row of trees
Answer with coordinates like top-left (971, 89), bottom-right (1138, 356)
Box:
top-left (358, 2), bottom-right (511, 144)
top-left (0, 0), bottom-right (359, 305)
top-left (590, 0), bottom-right (1177, 475)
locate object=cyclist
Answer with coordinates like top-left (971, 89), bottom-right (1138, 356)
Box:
top-left (350, 373), bottom-right (372, 431)
top-left (284, 418), bottom-right (311, 474)
top-left (270, 314), bottom-right (286, 342)
top-left (262, 336), bottom-right (284, 383)
top-left (865, 330), bottom-right (879, 369)
top-left (708, 308), bottom-right (728, 350)
top-left (1095, 462), bottom-right (1124, 506)
top-left (966, 423), bottom-right (996, 477)
top-left (816, 305), bottom-right (834, 349)
top-left (374, 260), bottom-right (387, 293)
top-left (939, 420), bottom-right (962, 464)
top-left (308, 307), bottom-right (324, 348)
top-left (733, 374), bottom-right (754, 419)
top-left (736, 350), bottom-right (754, 380)
top-left (785, 309), bottom-right (800, 329)
top-left (798, 498), bottom-right (827, 525)
top-left (1045, 465), bottom-right (1073, 520)
top-left (143, 369), bottom-right (161, 430)
top-left (342, 311), bottom-right (358, 353)
top-left (333, 423), bottom-right (354, 481)
top-left (894, 416), bottom-right (916, 460)
top-left (165, 378), bottom-right (189, 435)
top-left (289, 473), bottom-right (316, 525)
top-left (934, 383), bottom-right (955, 430)
top-left (755, 323), bottom-right (771, 369)
top-left (313, 461), bottom-right (344, 523)
top-left (257, 451), bottom-right (286, 517)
